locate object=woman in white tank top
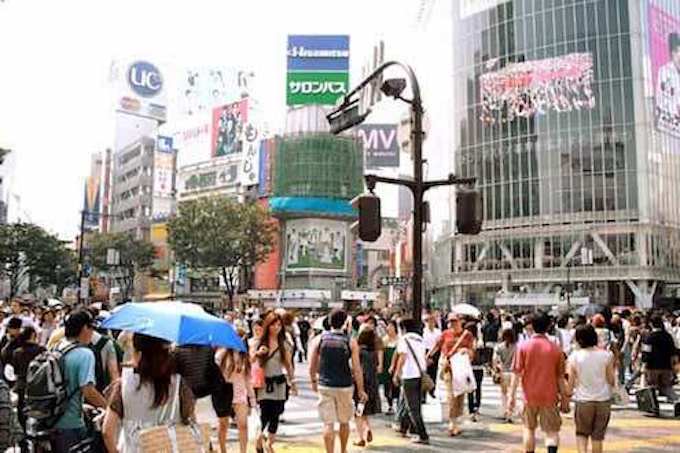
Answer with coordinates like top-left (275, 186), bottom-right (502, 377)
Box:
top-left (566, 324), bottom-right (616, 453)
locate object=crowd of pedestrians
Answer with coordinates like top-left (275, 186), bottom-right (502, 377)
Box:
top-left (0, 297), bottom-right (678, 453)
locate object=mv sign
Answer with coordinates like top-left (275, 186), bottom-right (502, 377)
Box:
top-left (357, 124), bottom-right (399, 168)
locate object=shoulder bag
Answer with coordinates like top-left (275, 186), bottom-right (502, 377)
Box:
top-left (404, 337), bottom-right (435, 395)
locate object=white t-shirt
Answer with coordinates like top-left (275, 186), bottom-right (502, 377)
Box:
top-left (397, 333), bottom-right (427, 380)
top-left (422, 326), bottom-right (442, 351)
top-left (568, 348), bottom-right (613, 402)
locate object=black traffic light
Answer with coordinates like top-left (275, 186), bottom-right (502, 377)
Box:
top-left (351, 194), bottom-right (381, 242)
top-left (456, 188), bottom-right (483, 235)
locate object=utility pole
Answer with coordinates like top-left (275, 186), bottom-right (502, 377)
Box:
top-left (77, 210), bottom-right (87, 305)
top-left (328, 61), bottom-right (478, 325)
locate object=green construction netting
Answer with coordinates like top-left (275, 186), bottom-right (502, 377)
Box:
top-left (273, 133), bottom-right (364, 200)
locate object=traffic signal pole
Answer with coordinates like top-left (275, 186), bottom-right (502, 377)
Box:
top-left (329, 61), bottom-right (476, 326)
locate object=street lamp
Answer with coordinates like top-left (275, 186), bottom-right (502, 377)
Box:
top-left (327, 61), bottom-right (479, 325)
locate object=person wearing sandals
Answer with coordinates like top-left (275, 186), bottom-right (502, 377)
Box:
top-left (427, 313), bottom-right (474, 437)
top-left (393, 318), bottom-right (429, 445)
top-left (493, 328), bottom-right (517, 422)
top-left (309, 309), bottom-right (367, 453)
top-left (216, 329), bottom-right (255, 453)
top-left (253, 312), bottom-right (298, 453)
top-left (566, 324), bottom-right (615, 453)
top-left (353, 327), bottom-right (382, 447)
top-left (102, 333), bottom-right (196, 453)
top-left (379, 320), bottom-right (399, 415)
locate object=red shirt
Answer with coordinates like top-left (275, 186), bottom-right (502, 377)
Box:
top-left (513, 334), bottom-right (564, 407)
top-left (437, 329), bottom-right (474, 358)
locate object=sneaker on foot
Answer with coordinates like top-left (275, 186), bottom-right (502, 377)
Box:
top-left (411, 437), bottom-right (429, 445)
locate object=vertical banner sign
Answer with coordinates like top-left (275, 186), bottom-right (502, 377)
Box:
top-left (240, 123), bottom-right (260, 187)
top-left (286, 35), bottom-right (350, 106)
top-left (357, 124), bottom-right (399, 168)
top-left (83, 178), bottom-right (100, 229)
top-left (648, 2), bottom-right (680, 138)
top-left (211, 99), bottom-right (248, 157)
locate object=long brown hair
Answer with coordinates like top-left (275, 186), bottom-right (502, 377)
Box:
top-left (220, 328), bottom-right (251, 377)
top-left (257, 312), bottom-right (289, 368)
top-left (133, 333), bottom-right (175, 408)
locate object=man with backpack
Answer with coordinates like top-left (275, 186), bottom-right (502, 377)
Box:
top-left (90, 329), bottom-right (120, 393)
top-left (29, 310), bottom-right (107, 452)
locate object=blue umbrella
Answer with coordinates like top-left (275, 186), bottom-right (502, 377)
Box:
top-left (102, 301), bottom-right (245, 351)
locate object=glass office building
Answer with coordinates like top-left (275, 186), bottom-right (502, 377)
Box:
top-left (434, 0), bottom-right (680, 307)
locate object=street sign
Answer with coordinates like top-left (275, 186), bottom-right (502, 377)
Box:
top-left (328, 102), bottom-right (369, 135)
top-left (378, 276), bottom-right (409, 288)
top-left (341, 290), bottom-right (378, 301)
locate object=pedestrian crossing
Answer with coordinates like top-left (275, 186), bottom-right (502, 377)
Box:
top-left (195, 369), bottom-right (680, 439)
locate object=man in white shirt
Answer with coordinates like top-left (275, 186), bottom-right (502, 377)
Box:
top-left (422, 314), bottom-right (441, 398)
top-left (393, 318), bottom-right (429, 444)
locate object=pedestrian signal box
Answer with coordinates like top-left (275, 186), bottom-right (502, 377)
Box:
top-left (456, 189), bottom-right (483, 235)
top-left (351, 194), bottom-right (381, 242)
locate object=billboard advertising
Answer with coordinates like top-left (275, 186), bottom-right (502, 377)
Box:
top-left (83, 177), bottom-right (100, 229)
top-left (286, 35), bottom-right (349, 106)
top-left (111, 59), bottom-right (168, 123)
top-left (211, 99), bottom-right (248, 157)
top-left (240, 126), bottom-right (260, 187)
top-left (258, 137), bottom-right (279, 197)
top-left (285, 218), bottom-right (347, 271)
top-left (175, 67), bottom-right (254, 117)
top-left (179, 160), bottom-right (239, 195)
top-left (649, 2), bottom-right (680, 138)
top-left (286, 72), bottom-right (349, 105)
top-left (287, 35), bottom-right (350, 71)
top-left (153, 150), bottom-right (175, 198)
top-left (357, 124), bottom-right (399, 168)
top-left (479, 52), bottom-right (595, 124)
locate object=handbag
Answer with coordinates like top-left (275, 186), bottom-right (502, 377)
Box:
top-left (404, 337), bottom-right (435, 395)
top-left (139, 423), bottom-right (212, 453)
top-left (137, 375), bottom-right (212, 452)
top-left (251, 362), bottom-right (265, 389)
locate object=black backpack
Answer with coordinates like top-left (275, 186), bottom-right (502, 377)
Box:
top-left (24, 343), bottom-right (84, 428)
top-left (175, 345), bottom-right (224, 398)
top-left (92, 335), bottom-right (116, 393)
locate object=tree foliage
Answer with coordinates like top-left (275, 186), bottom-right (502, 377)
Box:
top-left (168, 197), bottom-right (276, 309)
top-left (0, 222), bottom-right (76, 298)
top-left (88, 232), bottom-right (156, 301)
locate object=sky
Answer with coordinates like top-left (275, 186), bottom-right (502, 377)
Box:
top-left (0, 0), bottom-right (453, 240)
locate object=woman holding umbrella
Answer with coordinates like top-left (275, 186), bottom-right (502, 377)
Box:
top-left (102, 333), bottom-right (196, 453)
top-left (254, 312), bottom-right (298, 453)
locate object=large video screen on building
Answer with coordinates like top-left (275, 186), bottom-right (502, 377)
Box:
top-left (648, 2), bottom-right (680, 138)
top-left (480, 53), bottom-right (595, 124)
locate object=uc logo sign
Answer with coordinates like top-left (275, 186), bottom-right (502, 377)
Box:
top-left (128, 61), bottom-right (163, 98)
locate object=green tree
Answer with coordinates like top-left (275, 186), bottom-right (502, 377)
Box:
top-left (168, 197), bottom-right (276, 309)
top-left (0, 222), bottom-right (75, 298)
top-left (89, 232), bottom-right (156, 301)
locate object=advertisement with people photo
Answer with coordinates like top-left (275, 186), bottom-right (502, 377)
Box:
top-left (649, 1), bottom-right (680, 138)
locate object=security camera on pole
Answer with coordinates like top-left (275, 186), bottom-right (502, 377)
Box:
top-left (328, 61), bottom-right (482, 325)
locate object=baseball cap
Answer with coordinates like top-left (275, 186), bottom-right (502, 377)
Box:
top-left (64, 310), bottom-right (95, 338)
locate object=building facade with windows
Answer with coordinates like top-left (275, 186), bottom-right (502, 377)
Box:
top-left (110, 136), bottom-right (177, 240)
top-left (434, 0), bottom-right (680, 308)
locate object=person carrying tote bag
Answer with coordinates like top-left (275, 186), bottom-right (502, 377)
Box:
top-left (102, 334), bottom-right (202, 453)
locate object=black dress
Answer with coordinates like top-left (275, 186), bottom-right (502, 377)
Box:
top-left (354, 346), bottom-right (382, 416)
